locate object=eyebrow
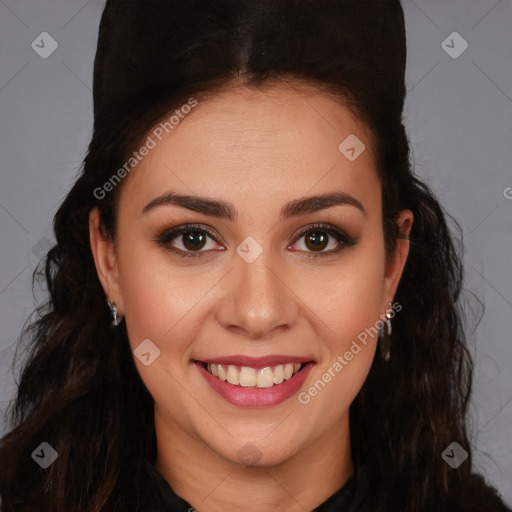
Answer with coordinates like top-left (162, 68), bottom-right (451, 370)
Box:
top-left (142, 190), bottom-right (366, 221)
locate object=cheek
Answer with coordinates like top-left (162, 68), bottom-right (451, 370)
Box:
top-left (115, 238), bottom-right (209, 427)
top-left (115, 236), bottom-right (199, 357)
top-left (299, 234), bottom-right (386, 404)
top-left (306, 240), bottom-right (387, 349)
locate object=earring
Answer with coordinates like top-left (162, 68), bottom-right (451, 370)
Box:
top-left (379, 302), bottom-right (393, 361)
top-left (107, 301), bottom-right (120, 327)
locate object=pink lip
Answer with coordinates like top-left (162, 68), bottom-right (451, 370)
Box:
top-left (199, 354), bottom-right (314, 368)
top-left (195, 361), bottom-right (316, 408)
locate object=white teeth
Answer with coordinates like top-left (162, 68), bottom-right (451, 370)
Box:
top-left (239, 366), bottom-right (256, 387)
top-left (206, 362), bottom-right (304, 388)
top-left (256, 367), bottom-right (274, 388)
top-left (283, 363), bottom-right (294, 379)
top-left (226, 365), bottom-right (240, 385)
top-left (272, 365), bottom-right (284, 384)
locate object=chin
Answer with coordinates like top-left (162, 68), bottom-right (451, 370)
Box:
top-left (210, 436), bottom-right (301, 468)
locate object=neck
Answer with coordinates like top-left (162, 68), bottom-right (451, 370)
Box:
top-left (154, 408), bottom-right (354, 512)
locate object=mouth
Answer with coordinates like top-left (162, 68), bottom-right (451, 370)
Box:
top-left (198, 361), bottom-right (308, 389)
top-left (193, 355), bottom-right (316, 407)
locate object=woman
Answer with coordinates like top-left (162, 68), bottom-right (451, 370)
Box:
top-left (0, 0), bottom-right (510, 511)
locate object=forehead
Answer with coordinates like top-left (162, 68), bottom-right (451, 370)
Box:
top-left (119, 85), bottom-right (379, 215)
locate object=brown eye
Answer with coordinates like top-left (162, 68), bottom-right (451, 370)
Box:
top-left (303, 231), bottom-right (329, 252)
top-left (290, 223), bottom-right (357, 259)
top-left (180, 230), bottom-right (208, 251)
top-left (156, 224), bottom-right (222, 258)
top-left (155, 222), bottom-right (357, 260)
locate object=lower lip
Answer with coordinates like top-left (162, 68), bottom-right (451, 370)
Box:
top-left (196, 361), bottom-right (315, 408)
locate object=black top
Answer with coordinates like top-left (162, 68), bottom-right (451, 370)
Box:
top-left (136, 461), bottom-right (356, 512)
top-left (126, 460), bottom-right (512, 512)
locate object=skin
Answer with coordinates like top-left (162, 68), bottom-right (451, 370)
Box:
top-left (89, 83), bottom-right (413, 512)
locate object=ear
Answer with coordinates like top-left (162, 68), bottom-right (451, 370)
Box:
top-left (89, 208), bottom-right (123, 312)
top-left (383, 209), bottom-right (414, 304)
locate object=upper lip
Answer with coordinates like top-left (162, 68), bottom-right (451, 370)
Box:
top-left (196, 355), bottom-right (315, 368)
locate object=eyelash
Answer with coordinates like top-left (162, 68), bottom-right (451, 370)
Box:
top-left (155, 223), bottom-right (357, 260)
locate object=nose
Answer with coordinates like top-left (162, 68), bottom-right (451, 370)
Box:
top-left (214, 250), bottom-right (299, 340)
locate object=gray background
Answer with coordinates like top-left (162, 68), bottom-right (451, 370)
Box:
top-left (0, 0), bottom-right (511, 503)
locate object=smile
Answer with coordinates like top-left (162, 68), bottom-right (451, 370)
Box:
top-left (205, 362), bottom-right (303, 388)
top-left (195, 358), bottom-right (316, 408)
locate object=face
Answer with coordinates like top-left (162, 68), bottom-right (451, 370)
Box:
top-left (90, 84), bottom-right (412, 467)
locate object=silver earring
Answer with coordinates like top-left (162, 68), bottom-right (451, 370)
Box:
top-left (107, 301), bottom-right (120, 326)
top-left (379, 302), bottom-right (393, 361)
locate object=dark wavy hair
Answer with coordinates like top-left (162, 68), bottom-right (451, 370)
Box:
top-left (0, 1), bottom-right (509, 511)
